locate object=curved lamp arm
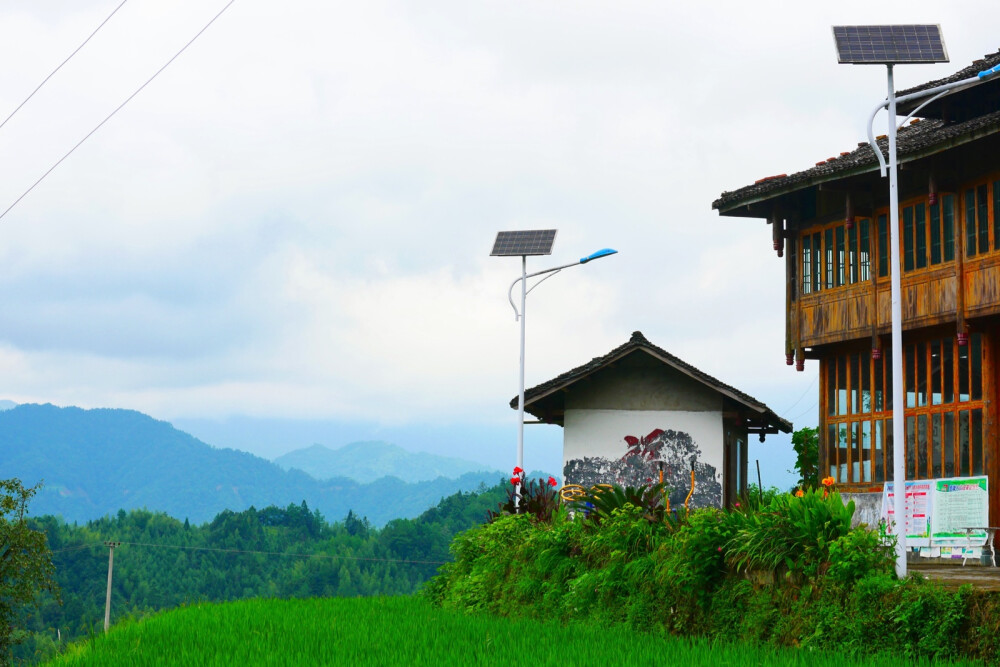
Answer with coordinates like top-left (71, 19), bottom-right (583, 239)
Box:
top-left (507, 249), bottom-right (618, 319)
top-left (867, 68), bottom-right (1000, 178)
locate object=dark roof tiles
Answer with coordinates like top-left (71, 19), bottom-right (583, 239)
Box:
top-left (511, 331), bottom-right (792, 433)
top-left (713, 109), bottom-right (1000, 213)
top-left (714, 49), bottom-right (1000, 214)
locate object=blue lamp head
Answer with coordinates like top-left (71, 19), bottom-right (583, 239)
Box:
top-left (580, 248), bottom-right (618, 264)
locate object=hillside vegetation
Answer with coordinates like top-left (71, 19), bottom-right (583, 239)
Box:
top-left (44, 596), bottom-right (986, 667)
top-left (0, 403), bottom-right (501, 525)
top-left (15, 483), bottom-right (507, 664)
top-left (428, 485), bottom-right (1000, 663)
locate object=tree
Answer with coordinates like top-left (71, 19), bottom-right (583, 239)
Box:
top-left (0, 479), bottom-right (58, 664)
top-left (790, 427), bottom-right (819, 490)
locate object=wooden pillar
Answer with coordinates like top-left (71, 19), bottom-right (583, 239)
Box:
top-left (781, 216), bottom-right (794, 367)
top-left (957, 194), bottom-right (967, 342)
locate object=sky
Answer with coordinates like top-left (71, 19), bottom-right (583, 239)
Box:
top-left (0, 0), bottom-right (995, 489)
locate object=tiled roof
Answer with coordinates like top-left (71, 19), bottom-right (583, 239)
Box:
top-left (712, 109), bottom-right (1000, 214)
top-left (511, 331), bottom-right (792, 433)
top-left (713, 50), bottom-right (1000, 214)
top-left (897, 49), bottom-right (1000, 101)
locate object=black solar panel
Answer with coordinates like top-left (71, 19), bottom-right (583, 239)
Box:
top-left (490, 230), bottom-right (557, 256)
top-left (833, 25), bottom-right (948, 65)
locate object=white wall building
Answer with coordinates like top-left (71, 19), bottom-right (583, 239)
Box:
top-left (515, 331), bottom-right (791, 508)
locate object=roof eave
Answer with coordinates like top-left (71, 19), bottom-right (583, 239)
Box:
top-left (518, 344), bottom-right (788, 432)
top-left (715, 120), bottom-right (1000, 215)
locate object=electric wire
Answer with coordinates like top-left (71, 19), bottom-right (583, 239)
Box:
top-left (120, 540), bottom-right (448, 565)
top-left (48, 539), bottom-right (448, 566)
top-left (779, 374), bottom-right (818, 416)
top-left (789, 401), bottom-right (819, 424)
top-left (49, 543), bottom-right (103, 555)
top-left (0, 0), bottom-right (239, 223)
top-left (0, 0), bottom-right (129, 134)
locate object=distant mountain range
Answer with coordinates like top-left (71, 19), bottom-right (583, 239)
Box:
top-left (0, 404), bottom-right (507, 526)
top-left (274, 441), bottom-right (495, 483)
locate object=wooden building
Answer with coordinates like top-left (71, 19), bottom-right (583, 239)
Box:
top-left (713, 50), bottom-right (1000, 521)
top-left (513, 331), bottom-right (790, 508)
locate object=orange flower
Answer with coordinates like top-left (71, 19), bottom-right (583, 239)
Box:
top-left (795, 489), bottom-right (804, 497)
top-left (821, 476), bottom-right (835, 487)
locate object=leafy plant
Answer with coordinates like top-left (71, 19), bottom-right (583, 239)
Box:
top-left (487, 468), bottom-right (559, 524)
top-left (826, 526), bottom-right (896, 587)
top-left (576, 483), bottom-right (667, 525)
top-left (0, 479), bottom-right (59, 663)
top-left (790, 427), bottom-right (819, 490)
top-left (726, 487), bottom-right (855, 583)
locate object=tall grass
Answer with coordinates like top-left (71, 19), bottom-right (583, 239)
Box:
top-left (45, 596), bottom-right (983, 666)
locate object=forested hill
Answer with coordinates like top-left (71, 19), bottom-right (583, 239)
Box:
top-left (274, 441), bottom-right (495, 483)
top-left (17, 483), bottom-right (510, 664)
top-left (0, 404), bottom-right (503, 525)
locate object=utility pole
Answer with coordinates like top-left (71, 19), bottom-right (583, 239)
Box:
top-left (104, 541), bottom-right (121, 633)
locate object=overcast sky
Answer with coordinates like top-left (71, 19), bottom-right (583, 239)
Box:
top-left (0, 1), bottom-right (995, 486)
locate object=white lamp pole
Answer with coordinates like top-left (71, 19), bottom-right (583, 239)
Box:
top-left (885, 64), bottom-right (908, 578)
top-left (851, 30), bottom-right (1000, 576)
top-left (507, 248), bottom-right (617, 508)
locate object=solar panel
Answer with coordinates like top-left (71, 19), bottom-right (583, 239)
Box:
top-left (490, 230), bottom-right (557, 256)
top-left (832, 25), bottom-right (948, 65)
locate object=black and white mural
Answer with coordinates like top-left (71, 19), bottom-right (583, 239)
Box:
top-left (562, 413), bottom-right (723, 509)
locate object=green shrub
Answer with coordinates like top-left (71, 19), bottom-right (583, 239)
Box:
top-left (726, 488), bottom-right (855, 583)
top-left (426, 482), bottom-right (990, 662)
top-left (575, 483), bottom-right (668, 525)
top-left (487, 470), bottom-right (559, 524)
top-left (825, 526), bottom-right (895, 587)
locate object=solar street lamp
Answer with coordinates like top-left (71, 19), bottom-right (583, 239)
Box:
top-left (833, 25), bottom-right (1000, 576)
top-left (491, 230), bottom-right (618, 509)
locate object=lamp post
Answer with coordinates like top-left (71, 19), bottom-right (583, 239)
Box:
top-left (834, 25), bottom-right (1000, 576)
top-left (491, 230), bottom-right (617, 509)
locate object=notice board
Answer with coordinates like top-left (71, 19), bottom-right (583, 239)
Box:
top-left (880, 476), bottom-right (988, 548)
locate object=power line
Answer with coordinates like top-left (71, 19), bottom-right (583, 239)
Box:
top-left (120, 540), bottom-right (448, 566)
top-left (0, 0), bottom-right (129, 134)
top-left (779, 373), bottom-right (818, 416)
top-left (789, 401), bottom-right (819, 424)
top-left (0, 0), bottom-right (239, 223)
top-left (49, 539), bottom-right (448, 566)
top-left (50, 543), bottom-right (103, 555)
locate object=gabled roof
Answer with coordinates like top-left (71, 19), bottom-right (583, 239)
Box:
top-left (713, 49), bottom-right (1000, 216)
top-left (511, 331), bottom-right (792, 436)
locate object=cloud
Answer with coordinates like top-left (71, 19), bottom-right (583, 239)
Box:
top-left (0, 0), bottom-right (990, 469)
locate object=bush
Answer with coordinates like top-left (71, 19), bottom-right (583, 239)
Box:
top-left (487, 468), bottom-right (559, 525)
top-left (726, 488), bottom-right (861, 584)
top-left (427, 482), bottom-right (987, 661)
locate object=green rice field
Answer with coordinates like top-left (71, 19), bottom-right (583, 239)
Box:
top-left (45, 596), bottom-right (984, 666)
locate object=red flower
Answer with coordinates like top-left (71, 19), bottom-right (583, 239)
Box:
top-left (510, 476), bottom-right (520, 485)
top-left (513, 466), bottom-right (524, 475)
top-left (547, 476), bottom-right (557, 487)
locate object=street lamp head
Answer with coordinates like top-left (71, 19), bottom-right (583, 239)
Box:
top-left (580, 248), bottom-right (618, 264)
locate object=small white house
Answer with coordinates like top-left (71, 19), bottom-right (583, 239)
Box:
top-left (514, 331), bottom-right (792, 508)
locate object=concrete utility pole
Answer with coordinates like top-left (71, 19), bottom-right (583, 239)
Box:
top-left (104, 541), bottom-right (121, 633)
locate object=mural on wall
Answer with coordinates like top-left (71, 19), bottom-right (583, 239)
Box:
top-left (563, 427), bottom-right (722, 509)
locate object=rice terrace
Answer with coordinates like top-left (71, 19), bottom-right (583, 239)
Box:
top-left (38, 597), bottom-right (991, 667)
